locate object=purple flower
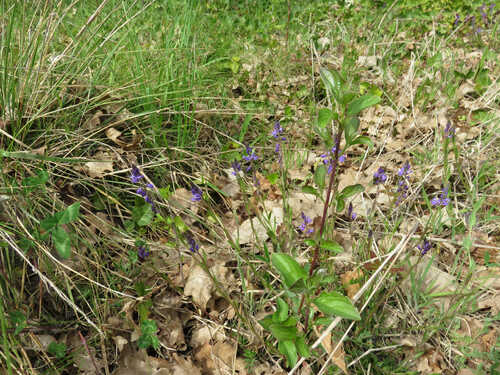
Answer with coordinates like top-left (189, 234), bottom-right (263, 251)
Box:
top-left (298, 212), bottom-right (314, 234)
top-left (187, 237), bottom-right (199, 253)
top-left (136, 187), bottom-right (147, 197)
top-left (347, 203), bottom-right (356, 221)
top-left (271, 121), bottom-right (286, 140)
top-left (138, 245), bottom-right (150, 259)
top-left (242, 145), bottom-right (258, 162)
top-left (373, 167), bottom-right (387, 185)
top-left (231, 160), bottom-right (242, 176)
top-left (444, 121), bottom-right (455, 138)
top-left (454, 13), bottom-right (461, 26)
top-left (321, 146), bottom-right (346, 174)
top-left (417, 239), bottom-right (432, 255)
top-left (395, 162), bottom-right (411, 206)
top-left (130, 166), bottom-right (144, 183)
top-left (398, 161), bottom-right (411, 178)
top-left (275, 143), bottom-right (281, 154)
top-left (191, 184), bottom-right (202, 202)
top-left (431, 187), bottom-right (450, 207)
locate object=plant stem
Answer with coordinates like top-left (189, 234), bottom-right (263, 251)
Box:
top-left (309, 133), bottom-right (341, 276)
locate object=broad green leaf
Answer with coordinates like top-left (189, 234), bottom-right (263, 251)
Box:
top-left (351, 136), bottom-right (374, 147)
top-left (258, 315), bottom-right (274, 331)
top-left (313, 291), bottom-right (361, 320)
top-left (301, 185), bottom-right (318, 197)
top-left (320, 240), bottom-right (343, 254)
top-left (266, 172), bottom-right (280, 185)
top-left (320, 68), bottom-right (342, 100)
top-left (347, 94), bottom-right (381, 116)
top-left (304, 239), bottom-right (316, 247)
top-left (295, 336), bottom-right (310, 358)
top-left (344, 116), bottom-right (360, 145)
top-left (274, 298), bottom-right (289, 323)
top-left (339, 184), bottom-right (364, 199)
top-left (53, 226), bottom-right (71, 259)
top-left (58, 202), bottom-right (80, 225)
top-left (47, 342), bottom-right (66, 359)
top-left (22, 170), bottom-right (49, 192)
top-left (271, 253), bottom-right (308, 289)
top-left (132, 204), bottom-right (154, 227)
top-left (314, 164), bottom-right (327, 190)
top-left (269, 323), bottom-right (297, 341)
top-left (360, 82), bottom-right (383, 97)
top-left (317, 108), bottom-right (333, 128)
top-left (336, 196), bottom-right (345, 212)
top-left (278, 340), bottom-right (298, 368)
top-left (40, 215), bottom-right (60, 232)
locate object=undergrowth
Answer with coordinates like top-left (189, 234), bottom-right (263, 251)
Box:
top-left (0, 1), bottom-right (499, 374)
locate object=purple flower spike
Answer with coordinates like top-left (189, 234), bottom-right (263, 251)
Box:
top-left (275, 143), bottom-right (281, 153)
top-left (299, 212), bottom-right (314, 234)
top-left (321, 146), bottom-right (346, 174)
top-left (398, 161), bottom-right (411, 178)
top-left (417, 239), bottom-right (432, 255)
top-left (191, 184), bottom-right (202, 202)
top-left (130, 166), bottom-right (144, 183)
top-left (187, 237), bottom-right (199, 253)
top-left (454, 13), bottom-right (461, 26)
top-left (347, 203), bottom-right (356, 221)
top-left (242, 145), bottom-right (258, 162)
top-left (138, 245), bottom-right (150, 260)
top-left (431, 187), bottom-right (450, 207)
top-left (136, 187), bottom-right (147, 197)
top-left (444, 121), bottom-right (455, 138)
top-left (231, 160), bottom-right (242, 176)
top-left (373, 167), bottom-right (387, 185)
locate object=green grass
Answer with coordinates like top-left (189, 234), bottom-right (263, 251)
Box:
top-left (1, 0), bottom-right (499, 374)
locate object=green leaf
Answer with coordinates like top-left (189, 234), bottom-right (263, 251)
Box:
top-left (174, 215), bottom-right (189, 233)
top-left (301, 186), bottom-right (318, 197)
top-left (22, 170), bottom-right (49, 192)
top-left (259, 315), bottom-right (273, 331)
top-left (278, 340), bottom-right (298, 368)
top-left (266, 172), bottom-right (280, 185)
top-left (351, 136), bottom-right (374, 147)
top-left (336, 196), bottom-right (345, 212)
top-left (53, 226), bottom-right (71, 259)
top-left (295, 336), bottom-right (310, 358)
top-left (304, 239), bottom-right (316, 247)
top-left (314, 164), bottom-right (327, 190)
top-left (269, 323), bottom-right (297, 341)
top-left (344, 116), bottom-right (360, 145)
top-left (317, 108), bottom-right (333, 128)
top-left (132, 203), bottom-right (154, 227)
top-left (9, 311), bottom-right (26, 335)
top-left (273, 298), bottom-right (289, 323)
top-left (320, 68), bottom-right (342, 101)
top-left (58, 202), bottom-right (80, 225)
top-left (339, 184), bottom-right (364, 199)
top-left (47, 342), bottom-right (66, 359)
top-left (320, 240), bottom-right (344, 254)
top-left (347, 94), bottom-right (381, 116)
top-left (313, 291), bottom-right (361, 320)
top-left (271, 253), bottom-right (308, 289)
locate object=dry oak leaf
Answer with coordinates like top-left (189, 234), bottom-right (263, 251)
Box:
top-left (340, 269), bottom-right (364, 299)
top-left (184, 264), bottom-right (214, 311)
top-left (313, 326), bottom-right (348, 374)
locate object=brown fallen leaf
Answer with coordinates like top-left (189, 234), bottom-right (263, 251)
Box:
top-left (313, 326), bottom-right (348, 374)
top-left (340, 269), bottom-right (364, 299)
top-left (184, 264), bottom-right (214, 312)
